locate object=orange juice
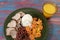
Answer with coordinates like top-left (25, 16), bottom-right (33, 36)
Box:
top-left (43, 2), bottom-right (57, 18)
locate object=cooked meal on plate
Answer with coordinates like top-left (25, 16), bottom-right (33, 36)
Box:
top-left (6, 11), bottom-right (43, 40)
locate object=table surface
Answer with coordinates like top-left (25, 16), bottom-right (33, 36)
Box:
top-left (0, 0), bottom-right (60, 40)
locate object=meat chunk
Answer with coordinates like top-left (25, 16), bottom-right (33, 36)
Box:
top-left (12, 11), bottom-right (25, 20)
top-left (12, 13), bottom-right (21, 20)
top-left (6, 28), bottom-right (15, 36)
top-left (10, 30), bottom-right (17, 38)
top-left (7, 20), bottom-right (16, 28)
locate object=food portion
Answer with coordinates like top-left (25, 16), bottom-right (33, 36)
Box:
top-left (7, 20), bottom-right (16, 28)
top-left (25, 18), bottom-right (43, 40)
top-left (10, 30), bottom-right (17, 38)
top-left (6, 28), bottom-right (15, 36)
top-left (12, 11), bottom-right (25, 20)
top-left (16, 27), bottom-right (30, 40)
top-left (6, 11), bottom-right (43, 40)
top-left (22, 14), bottom-right (33, 27)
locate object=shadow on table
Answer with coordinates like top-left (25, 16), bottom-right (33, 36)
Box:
top-left (47, 21), bottom-right (54, 40)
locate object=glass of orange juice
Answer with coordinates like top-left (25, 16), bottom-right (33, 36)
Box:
top-left (43, 2), bottom-right (57, 18)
